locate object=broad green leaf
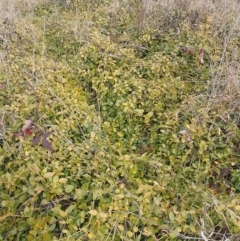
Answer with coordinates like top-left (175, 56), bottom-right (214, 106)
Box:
top-left (65, 185), bottom-right (74, 193)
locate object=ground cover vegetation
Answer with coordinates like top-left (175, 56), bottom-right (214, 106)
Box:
top-left (0, 0), bottom-right (240, 240)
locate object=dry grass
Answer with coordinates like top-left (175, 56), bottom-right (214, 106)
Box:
top-left (139, 0), bottom-right (240, 120)
top-left (0, 0), bottom-right (50, 21)
top-left (106, 0), bottom-right (240, 117)
top-left (209, 55), bottom-right (240, 119)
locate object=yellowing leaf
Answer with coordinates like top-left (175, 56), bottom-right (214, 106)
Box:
top-left (89, 210), bottom-right (98, 216)
top-left (127, 231), bottom-right (134, 238)
top-left (118, 194), bottom-right (125, 199)
top-left (133, 227), bottom-right (139, 232)
top-left (88, 232), bottom-right (94, 239)
top-left (234, 205), bottom-right (240, 211)
top-left (98, 212), bottom-right (108, 219)
top-left (1, 200), bottom-right (7, 207)
top-left (135, 109), bottom-right (144, 116)
top-left (136, 187), bottom-right (143, 194)
top-left (44, 172), bottom-right (55, 178)
top-left (145, 111), bottom-right (153, 118)
top-left (144, 111), bottom-right (153, 123)
top-left (59, 210), bottom-right (67, 218)
top-left (59, 178), bottom-right (68, 184)
top-left (199, 140), bottom-right (207, 152)
top-left (142, 227), bottom-right (152, 236)
top-left (118, 225), bottom-right (124, 232)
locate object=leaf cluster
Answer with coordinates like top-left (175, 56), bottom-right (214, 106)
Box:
top-left (0, 1), bottom-right (240, 240)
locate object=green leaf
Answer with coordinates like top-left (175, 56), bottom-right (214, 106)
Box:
top-left (169, 212), bottom-right (175, 221)
top-left (66, 204), bottom-right (76, 214)
top-left (65, 185), bottom-right (74, 193)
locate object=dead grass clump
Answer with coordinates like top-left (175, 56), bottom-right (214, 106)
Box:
top-left (209, 56), bottom-right (240, 119)
top-left (142, 0), bottom-right (240, 120)
top-left (0, 0), bottom-right (50, 23)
